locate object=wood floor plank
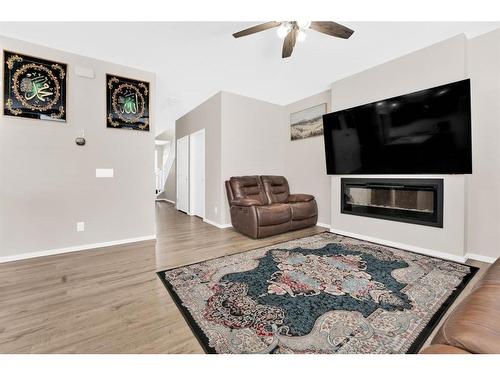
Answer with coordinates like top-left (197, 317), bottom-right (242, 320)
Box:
top-left (0, 201), bottom-right (488, 353)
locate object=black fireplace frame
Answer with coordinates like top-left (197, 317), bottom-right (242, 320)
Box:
top-left (341, 178), bottom-right (444, 228)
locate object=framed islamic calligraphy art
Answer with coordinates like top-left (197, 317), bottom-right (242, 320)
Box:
top-left (106, 74), bottom-right (150, 131)
top-left (3, 51), bottom-right (67, 121)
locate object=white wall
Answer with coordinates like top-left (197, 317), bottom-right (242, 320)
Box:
top-left (0, 36), bottom-right (156, 259)
top-left (330, 35), bottom-right (468, 258)
top-left (283, 90), bottom-right (331, 226)
top-left (466, 29), bottom-right (500, 260)
top-left (221, 91), bottom-right (285, 225)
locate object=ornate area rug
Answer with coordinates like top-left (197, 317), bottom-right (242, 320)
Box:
top-left (157, 232), bottom-right (477, 354)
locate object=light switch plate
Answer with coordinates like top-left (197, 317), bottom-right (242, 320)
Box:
top-left (96, 168), bottom-right (114, 178)
top-left (77, 222), bottom-right (85, 232)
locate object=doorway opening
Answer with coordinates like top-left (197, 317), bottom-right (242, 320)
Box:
top-left (154, 130), bottom-right (176, 204)
top-left (176, 129), bottom-right (206, 219)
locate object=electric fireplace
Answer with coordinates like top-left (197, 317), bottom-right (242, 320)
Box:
top-left (341, 178), bottom-right (443, 227)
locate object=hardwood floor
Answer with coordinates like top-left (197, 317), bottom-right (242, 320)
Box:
top-left (0, 201), bottom-right (489, 353)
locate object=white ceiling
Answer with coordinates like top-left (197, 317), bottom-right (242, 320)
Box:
top-left (0, 22), bottom-right (498, 135)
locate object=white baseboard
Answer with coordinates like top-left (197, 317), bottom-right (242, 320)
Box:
top-left (0, 235), bottom-right (156, 264)
top-left (329, 228), bottom-right (467, 263)
top-left (465, 253), bottom-right (497, 264)
top-left (316, 222), bottom-right (331, 229)
top-left (156, 198), bottom-right (175, 204)
top-left (203, 218), bottom-right (232, 229)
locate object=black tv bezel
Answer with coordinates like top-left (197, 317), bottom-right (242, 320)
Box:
top-left (323, 79), bottom-right (473, 175)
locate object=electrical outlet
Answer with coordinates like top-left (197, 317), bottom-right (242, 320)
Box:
top-left (77, 222), bottom-right (85, 232)
top-left (214, 206), bottom-right (218, 214)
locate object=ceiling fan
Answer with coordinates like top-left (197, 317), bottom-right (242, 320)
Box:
top-left (232, 21), bottom-right (354, 58)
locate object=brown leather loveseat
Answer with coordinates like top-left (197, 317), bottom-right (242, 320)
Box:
top-left (421, 257), bottom-right (500, 354)
top-left (225, 176), bottom-right (318, 239)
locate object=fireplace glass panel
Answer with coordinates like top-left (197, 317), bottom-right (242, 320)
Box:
top-left (347, 187), bottom-right (434, 214)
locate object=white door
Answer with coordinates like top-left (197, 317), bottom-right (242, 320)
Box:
top-left (176, 135), bottom-right (189, 213)
top-left (189, 129), bottom-right (205, 218)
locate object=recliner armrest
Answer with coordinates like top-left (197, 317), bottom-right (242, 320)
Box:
top-left (420, 344), bottom-right (470, 354)
top-left (288, 194), bottom-right (314, 203)
top-left (231, 198), bottom-right (262, 207)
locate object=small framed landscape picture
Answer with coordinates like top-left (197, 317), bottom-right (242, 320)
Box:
top-left (106, 74), bottom-right (150, 131)
top-left (290, 103), bottom-right (327, 141)
top-left (3, 50), bottom-right (67, 122)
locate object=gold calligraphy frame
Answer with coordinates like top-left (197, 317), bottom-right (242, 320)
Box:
top-left (106, 74), bottom-right (150, 131)
top-left (3, 50), bottom-right (67, 122)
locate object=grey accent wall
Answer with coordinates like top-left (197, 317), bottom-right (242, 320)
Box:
top-left (162, 165), bottom-right (176, 202)
top-left (0, 36), bottom-right (156, 258)
top-left (155, 130), bottom-right (176, 202)
top-left (283, 90), bottom-right (331, 226)
top-left (220, 91), bottom-right (285, 225)
top-left (175, 91), bottom-right (286, 226)
top-left (330, 35), bottom-right (468, 257)
top-left (176, 92), bottom-right (222, 223)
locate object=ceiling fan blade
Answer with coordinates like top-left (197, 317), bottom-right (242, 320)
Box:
top-left (282, 29), bottom-right (297, 58)
top-left (309, 21), bottom-right (354, 39)
top-left (232, 21), bottom-right (281, 38)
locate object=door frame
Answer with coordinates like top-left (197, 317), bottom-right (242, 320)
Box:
top-left (175, 135), bottom-right (190, 213)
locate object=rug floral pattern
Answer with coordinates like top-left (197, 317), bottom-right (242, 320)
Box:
top-left (158, 232), bottom-right (476, 354)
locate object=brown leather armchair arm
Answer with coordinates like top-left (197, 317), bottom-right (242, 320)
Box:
top-left (288, 194), bottom-right (315, 203)
top-left (230, 198), bottom-right (263, 207)
top-left (420, 344), bottom-right (471, 354)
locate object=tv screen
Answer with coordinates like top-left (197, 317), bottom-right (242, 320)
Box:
top-left (323, 79), bottom-right (472, 175)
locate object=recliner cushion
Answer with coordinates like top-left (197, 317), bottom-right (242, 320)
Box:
top-left (229, 176), bottom-right (268, 205)
top-left (261, 176), bottom-right (290, 204)
top-left (291, 216), bottom-right (317, 231)
top-left (290, 201), bottom-right (317, 221)
top-left (288, 193), bottom-right (314, 203)
top-left (256, 203), bottom-right (291, 226)
top-left (258, 221), bottom-right (291, 238)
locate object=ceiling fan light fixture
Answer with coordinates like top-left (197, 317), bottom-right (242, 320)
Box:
top-left (297, 30), bottom-right (307, 43)
top-left (296, 20), bottom-right (311, 29)
top-left (276, 22), bottom-right (291, 39)
top-left (232, 20), bottom-right (354, 59)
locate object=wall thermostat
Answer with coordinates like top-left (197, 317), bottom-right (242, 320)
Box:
top-left (76, 130), bottom-right (86, 146)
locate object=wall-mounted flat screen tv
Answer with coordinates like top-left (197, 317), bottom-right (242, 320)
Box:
top-left (323, 79), bottom-right (472, 175)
